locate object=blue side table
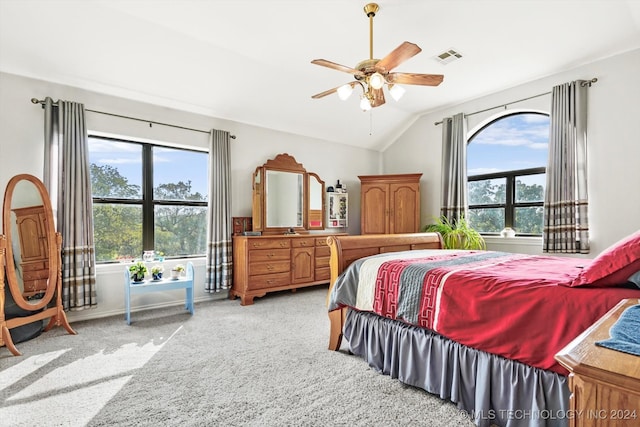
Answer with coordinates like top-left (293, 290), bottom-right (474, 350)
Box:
top-left (124, 262), bottom-right (195, 325)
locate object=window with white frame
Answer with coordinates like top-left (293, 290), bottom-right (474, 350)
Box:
top-left (88, 135), bottom-right (208, 262)
top-left (467, 112), bottom-right (549, 236)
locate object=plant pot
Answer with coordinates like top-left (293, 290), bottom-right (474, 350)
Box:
top-left (152, 272), bottom-right (163, 280)
top-left (132, 273), bottom-right (145, 283)
top-left (171, 270), bottom-right (180, 280)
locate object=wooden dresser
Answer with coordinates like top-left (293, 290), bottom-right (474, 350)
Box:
top-left (555, 298), bottom-right (640, 427)
top-left (231, 233), bottom-right (343, 305)
top-left (359, 173), bottom-right (422, 234)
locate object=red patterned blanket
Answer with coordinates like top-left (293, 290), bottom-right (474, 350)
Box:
top-left (328, 250), bottom-right (640, 374)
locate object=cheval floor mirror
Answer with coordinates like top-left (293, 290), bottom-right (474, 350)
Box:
top-left (0, 174), bottom-right (75, 356)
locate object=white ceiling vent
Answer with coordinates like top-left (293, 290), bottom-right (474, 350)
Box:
top-left (434, 48), bottom-right (463, 64)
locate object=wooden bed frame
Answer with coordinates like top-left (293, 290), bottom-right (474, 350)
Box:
top-left (325, 232), bottom-right (444, 351)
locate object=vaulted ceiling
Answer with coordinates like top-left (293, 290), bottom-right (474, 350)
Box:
top-left (1, 1), bottom-right (639, 151)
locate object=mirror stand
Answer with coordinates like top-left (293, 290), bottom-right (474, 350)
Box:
top-left (0, 235), bottom-right (19, 355)
top-left (1, 232), bottom-right (75, 356)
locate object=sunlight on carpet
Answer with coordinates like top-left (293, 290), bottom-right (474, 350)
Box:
top-left (0, 325), bottom-right (183, 426)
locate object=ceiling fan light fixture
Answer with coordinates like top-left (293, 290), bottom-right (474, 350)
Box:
top-left (369, 72), bottom-right (385, 90)
top-left (310, 3), bottom-right (443, 110)
top-left (360, 96), bottom-right (372, 111)
top-left (337, 83), bottom-right (354, 100)
top-left (389, 84), bottom-right (406, 101)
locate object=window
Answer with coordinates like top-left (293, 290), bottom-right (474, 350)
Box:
top-left (467, 112), bottom-right (549, 236)
top-left (89, 136), bottom-right (208, 262)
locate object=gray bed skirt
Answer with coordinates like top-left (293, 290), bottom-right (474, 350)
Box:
top-left (343, 309), bottom-right (570, 427)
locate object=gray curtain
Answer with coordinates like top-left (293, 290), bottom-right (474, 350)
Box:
top-left (205, 129), bottom-right (233, 292)
top-left (543, 81), bottom-right (589, 253)
top-left (43, 97), bottom-right (97, 310)
top-left (440, 113), bottom-right (468, 223)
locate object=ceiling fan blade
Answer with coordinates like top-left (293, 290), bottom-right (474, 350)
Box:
top-left (387, 72), bottom-right (444, 86)
top-left (311, 82), bottom-right (357, 99)
top-left (311, 87), bottom-right (340, 99)
top-left (311, 59), bottom-right (364, 77)
top-left (375, 42), bottom-right (422, 73)
top-left (370, 87), bottom-right (385, 108)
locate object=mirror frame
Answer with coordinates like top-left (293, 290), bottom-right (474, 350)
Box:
top-left (252, 153), bottom-right (325, 234)
top-left (307, 172), bottom-right (325, 230)
top-left (3, 174), bottom-right (59, 312)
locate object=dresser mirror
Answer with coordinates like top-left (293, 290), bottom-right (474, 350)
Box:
top-left (1, 173), bottom-right (75, 356)
top-left (252, 153), bottom-right (325, 233)
top-left (265, 169), bottom-right (304, 228)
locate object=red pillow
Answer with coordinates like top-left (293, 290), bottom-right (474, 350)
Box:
top-left (570, 230), bottom-right (640, 287)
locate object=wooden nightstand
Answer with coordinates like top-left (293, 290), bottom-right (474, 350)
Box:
top-left (555, 298), bottom-right (640, 427)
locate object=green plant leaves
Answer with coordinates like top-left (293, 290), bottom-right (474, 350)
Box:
top-left (422, 215), bottom-right (486, 250)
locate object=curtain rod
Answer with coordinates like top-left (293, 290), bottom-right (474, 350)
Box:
top-left (433, 77), bottom-right (598, 126)
top-left (30, 98), bottom-right (236, 139)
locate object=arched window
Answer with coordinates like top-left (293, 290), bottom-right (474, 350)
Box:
top-left (467, 112), bottom-right (549, 236)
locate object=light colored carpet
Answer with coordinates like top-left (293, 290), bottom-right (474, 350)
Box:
top-left (0, 286), bottom-right (475, 426)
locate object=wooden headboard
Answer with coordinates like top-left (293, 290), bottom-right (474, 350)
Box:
top-left (326, 232), bottom-right (444, 290)
top-left (325, 232), bottom-right (444, 350)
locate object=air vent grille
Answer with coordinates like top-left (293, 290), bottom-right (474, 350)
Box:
top-left (434, 48), bottom-right (463, 64)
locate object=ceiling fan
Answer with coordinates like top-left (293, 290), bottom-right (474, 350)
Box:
top-left (311, 3), bottom-right (444, 111)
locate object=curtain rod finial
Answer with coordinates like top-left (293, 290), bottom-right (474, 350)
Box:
top-left (31, 98), bottom-right (40, 104)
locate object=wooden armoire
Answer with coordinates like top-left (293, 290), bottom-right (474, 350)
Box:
top-left (359, 173), bottom-right (422, 234)
top-left (12, 205), bottom-right (50, 297)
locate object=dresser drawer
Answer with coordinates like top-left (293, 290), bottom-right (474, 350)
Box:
top-left (315, 246), bottom-right (330, 257)
top-left (315, 237), bottom-right (329, 246)
top-left (315, 267), bottom-right (330, 281)
top-left (22, 261), bottom-right (48, 272)
top-left (249, 248), bottom-right (290, 263)
top-left (315, 256), bottom-right (330, 268)
top-left (23, 278), bottom-right (48, 293)
top-left (292, 238), bottom-right (314, 248)
top-left (248, 272), bottom-right (291, 289)
top-left (248, 239), bottom-right (290, 250)
top-left (23, 268), bottom-right (49, 280)
top-left (248, 260), bottom-right (290, 276)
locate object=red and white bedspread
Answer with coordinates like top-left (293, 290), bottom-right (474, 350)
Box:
top-left (328, 250), bottom-right (640, 374)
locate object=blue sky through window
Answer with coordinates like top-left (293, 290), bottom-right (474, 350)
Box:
top-left (89, 137), bottom-right (209, 199)
top-left (468, 113), bottom-right (549, 178)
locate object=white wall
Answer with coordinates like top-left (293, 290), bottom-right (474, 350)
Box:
top-left (2, 49), bottom-right (638, 322)
top-left (383, 48), bottom-right (640, 256)
top-left (0, 71), bottom-right (380, 322)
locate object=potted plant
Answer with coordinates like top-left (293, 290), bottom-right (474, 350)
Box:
top-left (151, 265), bottom-right (164, 280)
top-left (129, 261), bottom-right (148, 282)
top-left (422, 215), bottom-right (486, 250)
top-left (171, 264), bottom-right (185, 279)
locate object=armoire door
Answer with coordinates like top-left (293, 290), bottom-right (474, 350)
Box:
top-left (389, 182), bottom-right (420, 233)
top-left (360, 183), bottom-right (389, 234)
